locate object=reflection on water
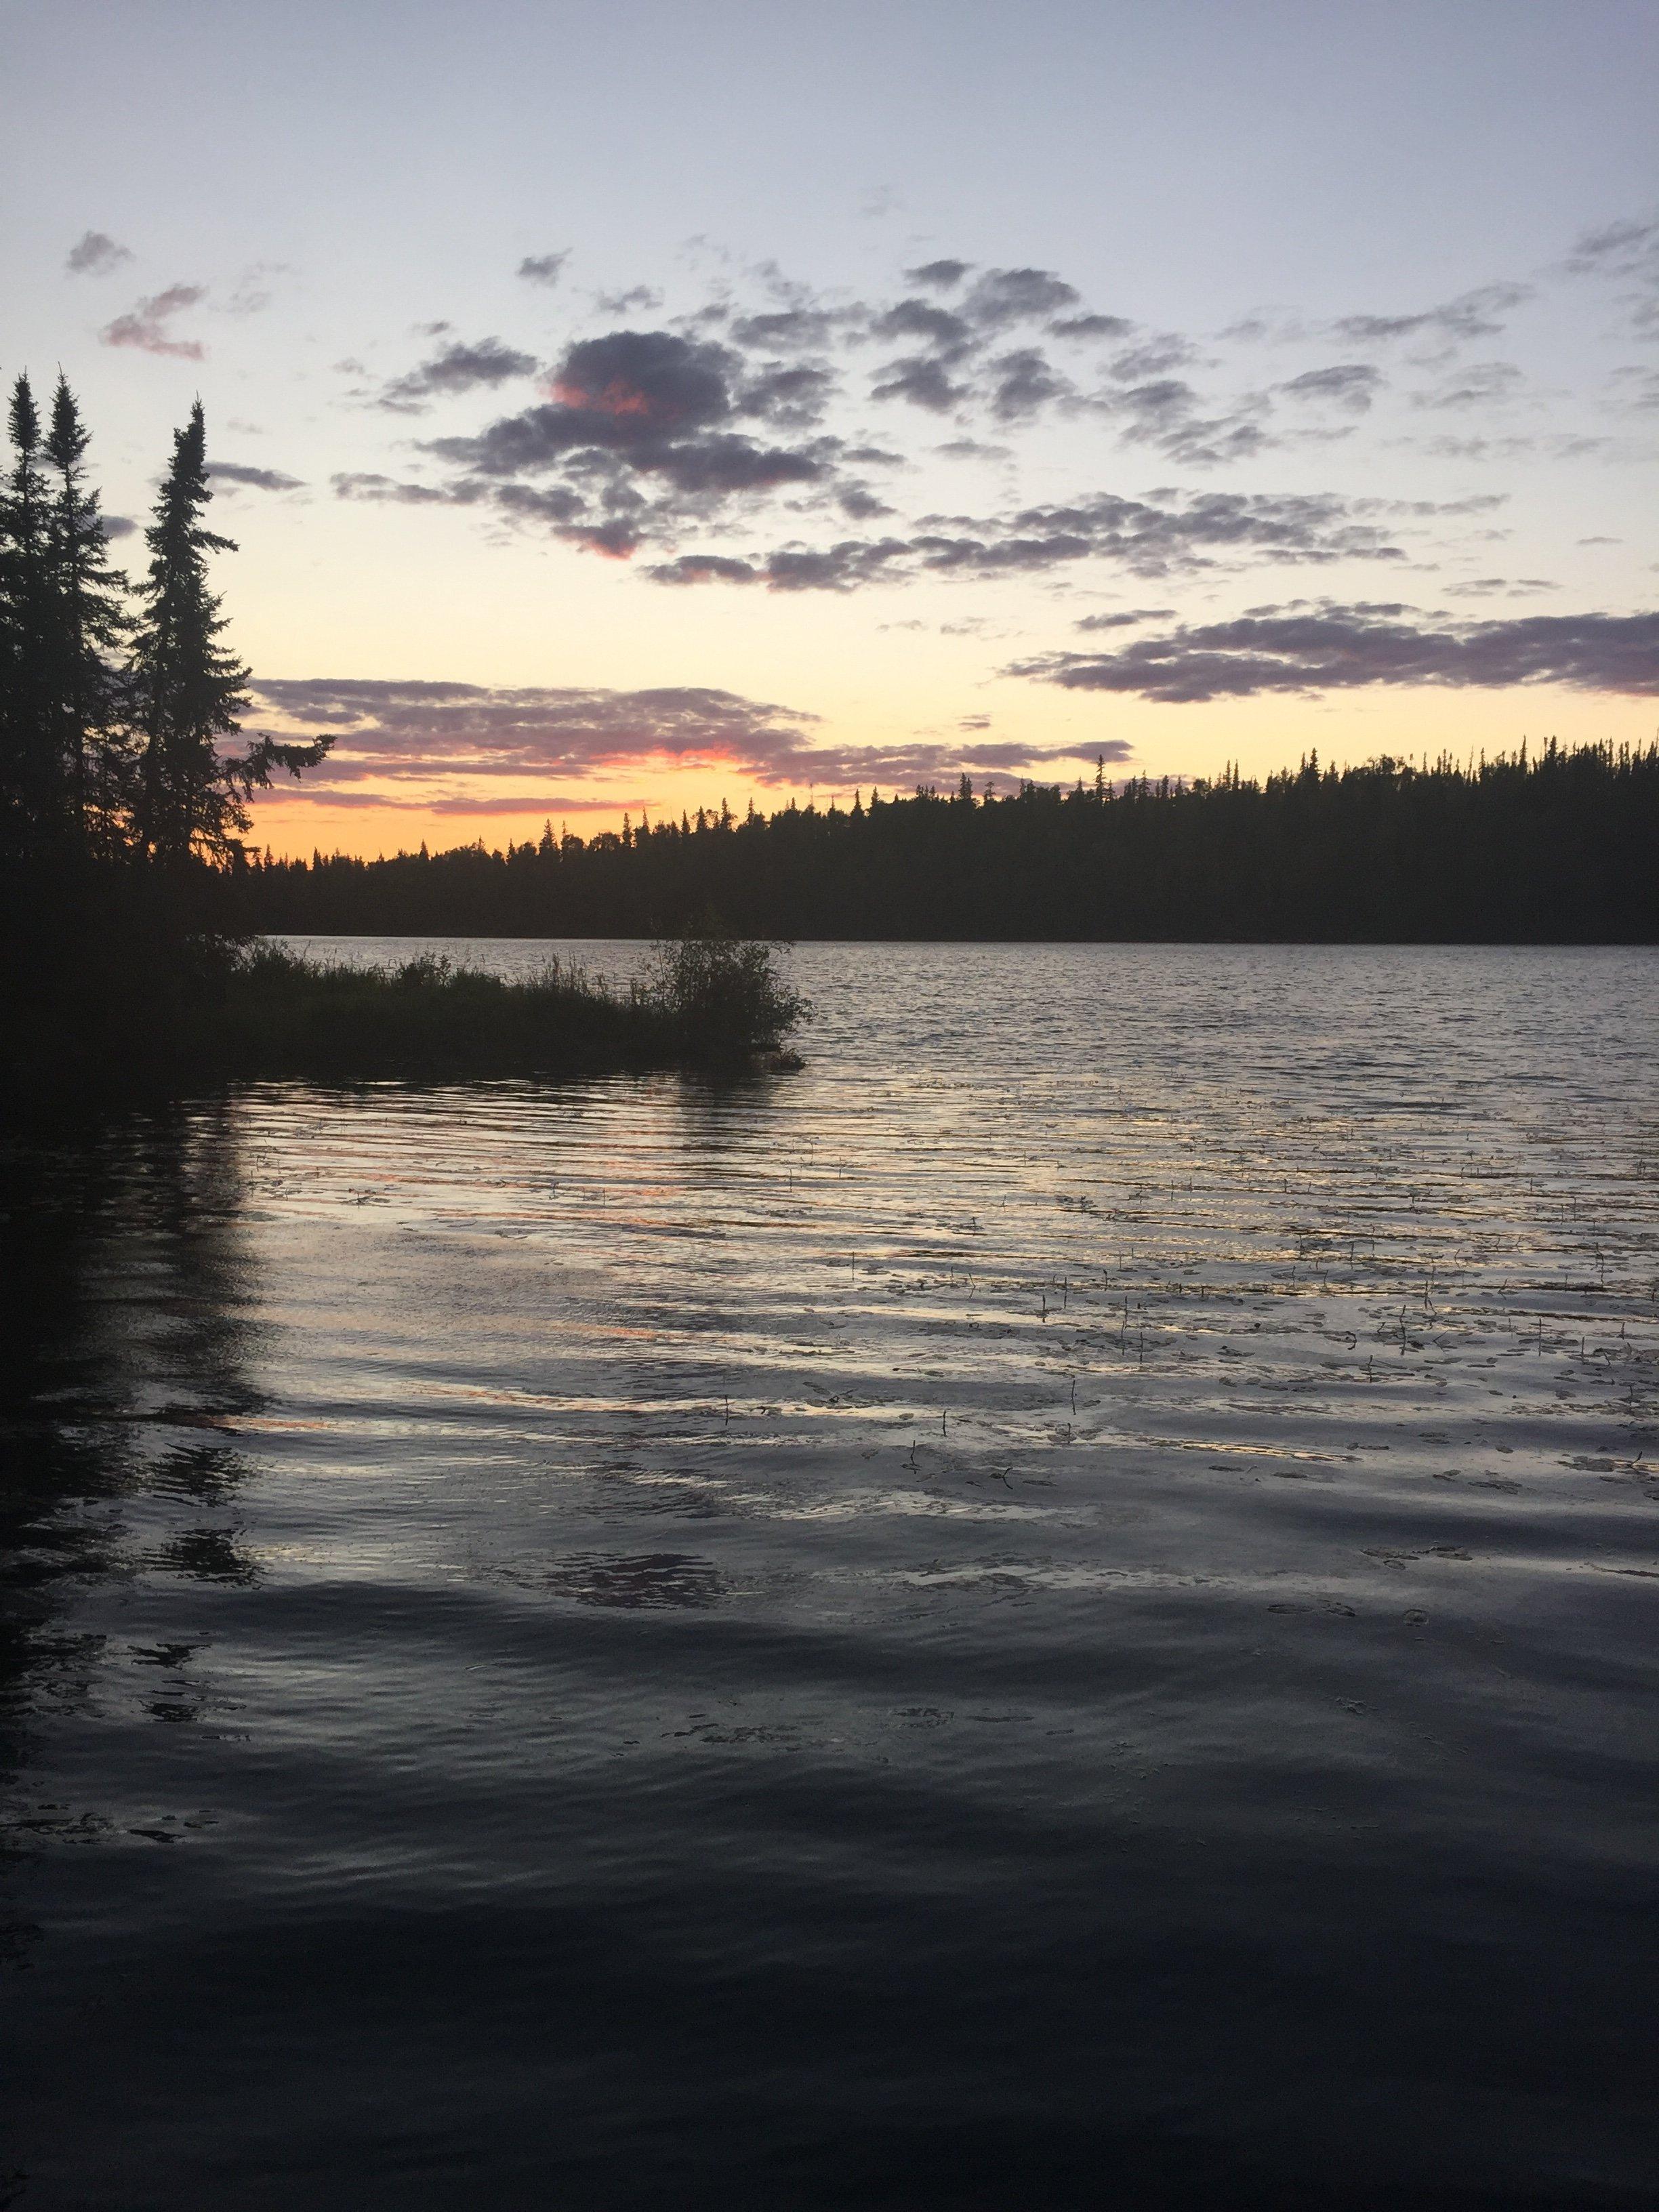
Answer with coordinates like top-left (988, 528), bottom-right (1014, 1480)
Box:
top-left (3, 944), bottom-right (1658, 2209)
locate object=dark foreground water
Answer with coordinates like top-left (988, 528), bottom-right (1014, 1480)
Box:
top-left (3, 943), bottom-right (1657, 2210)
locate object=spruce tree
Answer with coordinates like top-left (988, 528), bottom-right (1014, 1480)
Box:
top-left (132, 401), bottom-right (331, 871)
top-left (44, 375), bottom-right (131, 853)
top-left (0, 374), bottom-right (59, 853)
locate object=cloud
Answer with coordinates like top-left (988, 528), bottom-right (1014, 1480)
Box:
top-left (962, 267), bottom-right (1080, 328)
top-left (518, 251), bottom-right (570, 285)
top-left (226, 262), bottom-right (287, 316)
top-left (1278, 363), bottom-right (1383, 412)
top-left (1073, 607), bottom-right (1176, 632)
top-left (593, 283), bottom-right (663, 314)
top-left (987, 348), bottom-right (1071, 422)
top-left (904, 259), bottom-right (970, 291)
top-left (864, 271), bottom-right (1124, 418)
top-left (1561, 216), bottom-right (1658, 281)
top-left (737, 361), bottom-right (837, 428)
top-left (99, 515), bottom-right (137, 542)
top-left (407, 323), bottom-right (843, 554)
top-left (333, 471), bottom-right (477, 506)
top-left (1010, 603), bottom-right (1659, 703)
top-left (1107, 335), bottom-right (1197, 381)
top-left (1331, 282), bottom-right (1532, 348)
top-left (1110, 377), bottom-right (1273, 466)
top-left (647, 487), bottom-right (1410, 592)
top-left (207, 462), bottom-right (305, 492)
top-left (554, 326), bottom-right (730, 419)
top-left (245, 674), bottom-right (1120, 799)
top-left (66, 230), bottom-right (132, 277)
top-left (1050, 312), bottom-right (1134, 342)
top-left (376, 336), bottom-right (539, 411)
top-left (1447, 577), bottom-right (1555, 598)
top-left (1410, 360), bottom-right (1524, 411)
top-left (1609, 365), bottom-right (1659, 411)
top-left (100, 284), bottom-right (205, 359)
top-left (872, 297), bottom-right (976, 358)
top-left (872, 354), bottom-right (970, 411)
top-left (729, 306), bottom-right (842, 351)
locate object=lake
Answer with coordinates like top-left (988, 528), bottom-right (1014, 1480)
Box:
top-left (3, 942), bottom-right (1656, 2209)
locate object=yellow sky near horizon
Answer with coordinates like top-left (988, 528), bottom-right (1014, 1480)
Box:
top-left (244, 678), bottom-right (1656, 860)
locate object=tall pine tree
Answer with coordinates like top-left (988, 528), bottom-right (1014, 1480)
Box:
top-left (44, 375), bottom-right (131, 854)
top-left (0, 374), bottom-right (60, 853)
top-left (132, 401), bottom-right (330, 869)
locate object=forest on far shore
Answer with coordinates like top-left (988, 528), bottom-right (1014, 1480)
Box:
top-left (228, 739), bottom-right (1657, 943)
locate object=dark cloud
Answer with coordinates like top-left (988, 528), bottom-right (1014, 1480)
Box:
top-left (548, 329), bottom-right (733, 430)
top-left (348, 328), bottom-right (837, 558)
top-left (1115, 377), bottom-right (1200, 425)
top-left (66, 230), bottom-right (132, 277)
top-left (1111, 379), bottom-right (1272, 467)
top-left (245, 674), bottom-right (1116, 797)
top-left (100, 284), bottom-right (205, 359)
top-left (962, 268), bottom-right (1080, 328)
top-left (630, 434), bottom-right (825, 497)
top-left (872, 298), bottom-right (975, 357)
top-left (647, 554), bottom-right (761, 585)
top-left (207, 462), bottom-right (305, 493)
top-left (647, 488), bottom-right (1407, 593)
top-left (987, 348), bottom-right (1071, 422)
top-left (904, 260), bottom-right (970, 291)
top-left (333, 472), bottom-right (481, 507)
top-left (497, 484), bottom-right (611, 537)
top-left (1010, 604), bottom-right (1659, 703)
top-left (1279, 363), bottom-right (1383, 412)
top-left (871, 355), bottom-right (970, 411)
top-left (1332, 283), bottom-right (1532, 347)
top-left (99, 514), bottom-right (137, 542)
top-left (517, 251), bottom-right (569, 285)
top-left (1073, 607), bottom-right (1176, 632)
top-left (1050, 312), bottom-right (1134, 341)
top-left (377, 337), bottom-right (539, 411)
top-left (737, 361), bottom-right (837, 428)
top-left (867, 270), bottom-right (1101, 415)
top-left (729, 306), bottom-right (841, 351)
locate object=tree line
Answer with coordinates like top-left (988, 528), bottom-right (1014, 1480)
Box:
top-left (228, 741), bottom-right (1657, 943)
top-left (0, 374), bottom-right (330, 884)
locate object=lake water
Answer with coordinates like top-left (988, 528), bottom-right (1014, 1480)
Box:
top-left (3, 942), bottom-right (1657, 2209)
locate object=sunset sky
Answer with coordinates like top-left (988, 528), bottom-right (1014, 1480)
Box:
top-left (5, 0), bottom-right (1656, 856)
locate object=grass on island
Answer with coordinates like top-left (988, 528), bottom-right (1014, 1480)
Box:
top-left (3, 925), bottom-right (810, 1109)
top-left (218, 935), bottom-right (811, 1076)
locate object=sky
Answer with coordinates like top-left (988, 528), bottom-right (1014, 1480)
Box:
top-left (5, 0), bottom-right (1657, 856)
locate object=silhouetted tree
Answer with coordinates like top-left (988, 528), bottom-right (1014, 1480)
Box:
top-left (132, 401), bottom-right (331, 872)
top-left (0, 374), bottom-right (58, 853)
top-left (43, 375), bottom-right (131, 853)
